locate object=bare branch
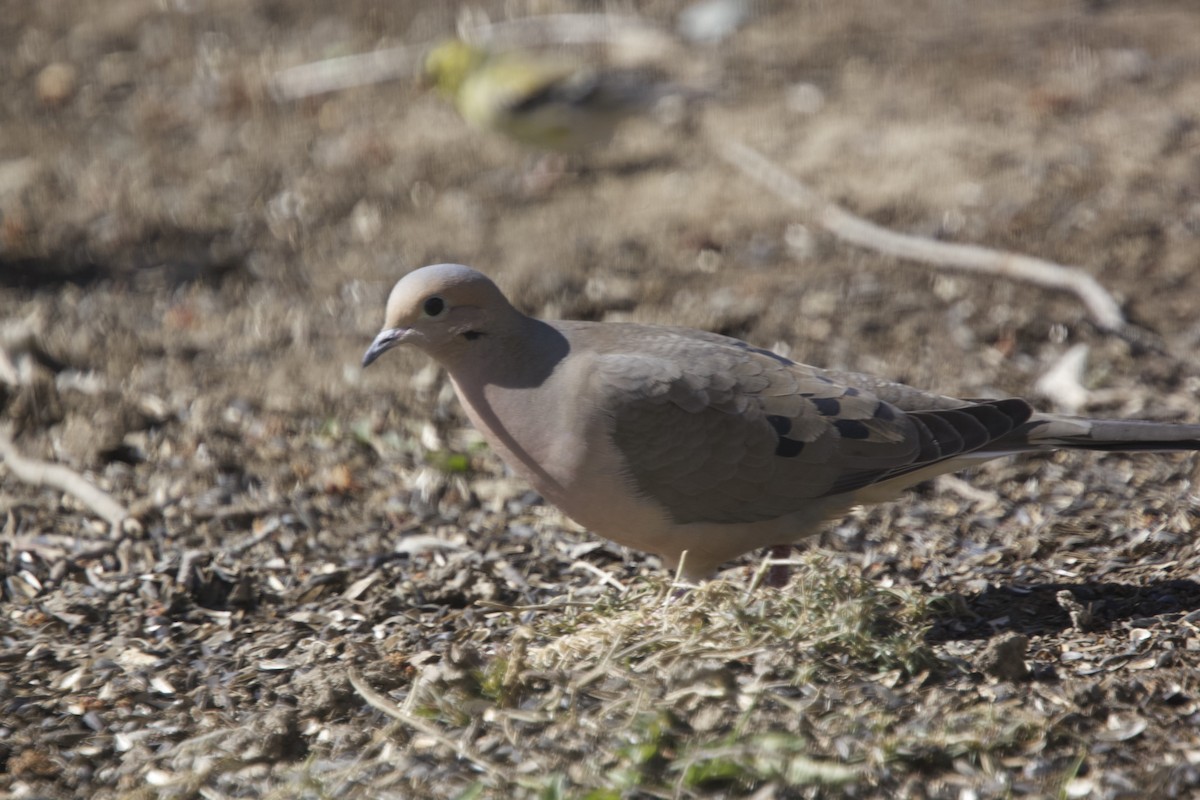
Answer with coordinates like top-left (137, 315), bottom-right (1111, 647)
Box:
top-left (347, 669), bottom-right (510, 780)
top-left (269, 45), bottom-right (425, 101)
top-left (0, 426), bottom-right (131, 534)
top-left (459, 12), bottom-right (675, 50)
top-left (716, 139), bottom-right (1126, 332)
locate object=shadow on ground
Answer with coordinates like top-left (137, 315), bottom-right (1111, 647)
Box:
top-left (927, 579), bottom-right (1200, 641)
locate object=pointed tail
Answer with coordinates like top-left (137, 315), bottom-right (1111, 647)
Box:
top-left (1005, 414), bottom-right (1200, 453)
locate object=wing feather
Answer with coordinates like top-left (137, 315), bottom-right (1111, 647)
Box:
top-left (585, 324), bottom-right (1032, 525)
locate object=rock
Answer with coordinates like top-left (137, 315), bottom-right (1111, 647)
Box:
top-left (977, 632), bottom-right (1031, 681)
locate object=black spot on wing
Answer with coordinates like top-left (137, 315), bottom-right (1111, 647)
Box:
top-left (874, 402), bottom-right (896, 421)
top-left (812, 398), bottom-right (1038, 502)
top-left (775, 437), bottom-right (806, 458)
top-left (844, 387), bottom-right (861, 397)
top-left (766, 415), bottom-right (805, 458)
top-left (811, 397), bottom-right (841, 417)
top-left (766, 415), bottom-right (792, 436)
top-left (834, 419), bottom-right (872, 440)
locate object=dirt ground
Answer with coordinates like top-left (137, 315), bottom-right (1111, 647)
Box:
top-left (4, 1), bottom-right (1200, 797)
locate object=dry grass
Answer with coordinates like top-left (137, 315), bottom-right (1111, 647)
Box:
top-left (236, 562), bottom-right (1062, 799)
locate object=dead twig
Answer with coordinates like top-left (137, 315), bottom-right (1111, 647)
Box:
top-left (269, 44), bottom-right (425, 101)
top-left (476, 599), bottom-right (596, 612)
top-left (347, 669), bottom-right (511, 781)
top-left (716, 139), bottom-right (1126, 332)
top-left (0, 313), bottom-right (45, 387)
top-left (570, 558), bottom-right (628, 592)
top-left (7, 533), bottom-right (119, 562)
top-left (456, 12), bottom-right (675, 51)
top-left (219, 516), bottom-right (283, 558)
top-left (0, 426), bottom-right (132, 534)
top-left (936, 474), bottom-right (1001, 509)
top-left (190, 501), bottom-right (282, 523)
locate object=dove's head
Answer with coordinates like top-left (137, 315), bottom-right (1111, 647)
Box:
top-left (424, 39), bottom-right (488, 98)
top-left (363, 263), bottom-right (517, 368)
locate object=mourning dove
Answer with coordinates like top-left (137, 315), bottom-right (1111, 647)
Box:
top-left (363, 264), bottom-right (1200, 580)
top-left (424, 39), bottom-right (691, 152)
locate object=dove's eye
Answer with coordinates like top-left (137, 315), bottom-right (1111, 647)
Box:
top-left (423, 296), bottom-right (446, 317)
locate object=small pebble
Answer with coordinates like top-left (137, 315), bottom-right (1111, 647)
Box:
top-left (36, 62), bottom-right (78, 107)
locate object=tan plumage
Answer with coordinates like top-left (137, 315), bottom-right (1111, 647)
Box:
top-left (363, 264), bottom-right (1200, 580)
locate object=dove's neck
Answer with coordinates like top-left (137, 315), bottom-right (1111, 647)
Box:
top-left (440, 315), bottom-right (568, 391)
top-left (442, 315), bottom-right (575, 497)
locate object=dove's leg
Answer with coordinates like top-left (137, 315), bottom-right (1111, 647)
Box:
top-left (765, 544), bottom-right (795, 588)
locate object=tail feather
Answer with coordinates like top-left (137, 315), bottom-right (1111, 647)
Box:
top-left (1005, 414), bottom-right (1200, 453)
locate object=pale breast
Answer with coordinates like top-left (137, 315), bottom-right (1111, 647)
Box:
top-left (450, 362), bottom-right (674, 543)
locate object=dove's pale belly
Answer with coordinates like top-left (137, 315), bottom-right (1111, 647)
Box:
top-left (450, 367), bottom-right (842, 579)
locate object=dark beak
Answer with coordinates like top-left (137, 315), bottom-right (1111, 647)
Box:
top-left (362, 328), bottom-right (406, 367)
